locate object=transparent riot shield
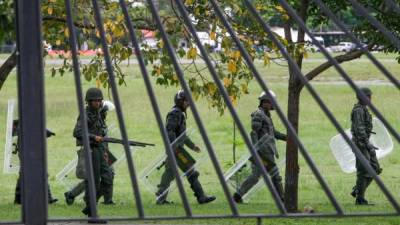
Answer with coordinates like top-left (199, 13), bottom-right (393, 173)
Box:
top-left (139, 128), bottom-right (207, 201)
top-left (329, 117), bottom-right (393, 173)
top-left (3, 99), bottom-right (19, 174)
top-left (223, 133), bottom-right (285, 202)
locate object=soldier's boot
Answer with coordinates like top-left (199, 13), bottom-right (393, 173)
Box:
top-left (48, 187), bottom-right (58, 204)
top-left (351, 185), bottom-right (358, 198)
top-left (64, 182), bottom-right (85, 205)
top-left (233, 192), bottom-right (243, 204)
top-left (102, 185), bottom-right (115, 205)
top-left (355, 178), bottom-right (371, 205)
top-left (189, 176), bottom-right (216, 204)
top-left (155, 189), bottom-right (173, 205)
top-left (82, 206), bottom-right (108, 224)
top-left (14, 178), bottom-right (21, 204)
top-left (272, 179), bottom-right (285, 202)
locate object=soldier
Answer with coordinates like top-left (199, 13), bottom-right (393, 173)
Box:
top-left (12, 119), bottom-right (58, 205)
top-left (64, 147), bottom-right (116, 206)
top-left (155, 90), bottom-right (216, 205)
top-left (233, 91), bottom-right (287, 203)
top-left (350, 87), bottom-right (382, 205)
top-left (73, 87), bottom-right (113, 221)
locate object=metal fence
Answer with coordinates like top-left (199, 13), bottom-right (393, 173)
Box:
top-left (13, 0), bottom-right (399, 224)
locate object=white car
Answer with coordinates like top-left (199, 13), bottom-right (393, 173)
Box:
top-left (331, 42), bottom-right (356, 52)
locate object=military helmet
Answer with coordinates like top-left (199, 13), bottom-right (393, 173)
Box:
top-left (85, 87), bottom-right (103, 101)
top-left (258, 90), bottom-right (276, 101)
top-left (174, 89), bottom-right (187, 105)
top-left (357, 87), bottom-right (372, 99)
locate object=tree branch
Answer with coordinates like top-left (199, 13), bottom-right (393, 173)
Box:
top-left (302, 48), bottom-right (369, 88)
top-left (0, 50), bottom-right (17, 90)
top-left (42, 16), bottom-right (156, 31)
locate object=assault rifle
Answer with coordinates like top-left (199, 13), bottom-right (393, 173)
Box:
top-left (102, 137), bottom-right (155, 147)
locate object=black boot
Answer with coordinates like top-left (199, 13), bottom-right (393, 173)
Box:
top-left (48, 188), bottom-right (58, 204)
top-left (233, 192), bottom-right (243, 204)
top-left (64, 191), bottom-right (75, 205)
top-left (155, 189), bottom-right (173, 205)
top-left (189, 177), bottom-right (216, 204)
top-left (102, 185), bottom-right (115, 205)
top-left (355, 196), bottom-right (370, 205)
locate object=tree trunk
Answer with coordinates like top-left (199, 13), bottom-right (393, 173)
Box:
top-left (0, 50), bottom-right (17, 90)
top-left (284, 81), bottom-right (301, 212)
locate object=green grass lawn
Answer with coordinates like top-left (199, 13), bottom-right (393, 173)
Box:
top-left (0, 53), bottom-right (399, 224)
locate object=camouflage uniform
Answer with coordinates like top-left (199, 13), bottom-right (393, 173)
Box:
top-left (236, 107), bottom-right (286, 201)
top-left (13, 120), bottom-right (58, 204)
top-left (64, 147), bottom-right (116, 205)
top-left (351, 102), bottom-right (381, 204)
top-left (73, 96), bottom-right (114, 215)
top-left (156, 103), bottom-right (215, 204)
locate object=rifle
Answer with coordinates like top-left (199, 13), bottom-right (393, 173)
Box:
top-left (102, 137), bottom-right (155, 147)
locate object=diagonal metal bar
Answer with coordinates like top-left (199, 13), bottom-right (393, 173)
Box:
top-left (147, 0), bottom-right (192, 217)
top-left (210, 0), bottom-right (343, 214)
top-left (174, 0), bottom-right (287, 214)
top-left (90, 0), bottom-right (144, 218)
top-left (120, 0), bottom-right (193, 217)
top-left (312, 0), bottom-right (400, 89)
top-left (251, 0), bottom-right (400, 213)
top-left (349, 0), bottom-right (400, 50)
top-left (64, 0), bottom-right (98, 218)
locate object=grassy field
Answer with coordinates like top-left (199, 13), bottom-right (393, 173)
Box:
top-left (0, 53), bottom-right (399, 224)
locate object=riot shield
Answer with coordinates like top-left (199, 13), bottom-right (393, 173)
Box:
top-left (3, 99), bottom-right (19, 174)
top-left (329, 117), bottom-right (393, 173)
top-left (223, 133), bottom-right (285, 202)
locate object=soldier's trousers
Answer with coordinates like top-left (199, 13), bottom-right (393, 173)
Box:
top-left (83, 146), bottom-right (113, 208)
top-left (156, 148), bottom-right (198, 200)
top-left (353, 145), bottom-right (382, 198)
top-left (69, 169), bottom-right (114, 203)
top-left (237, 153), bottom-right (284, 201)
top-left (14, 173), bottom-right (55, 204)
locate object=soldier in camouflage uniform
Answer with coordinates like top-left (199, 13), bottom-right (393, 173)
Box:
top-left (350, 87), bottom-right (382, 205)
top-left (12, 120), bottom-right (58, 205)
top-left (233, 91), bottom-right (287, 203)
top-left (73, 88), bottom-right (114, 219)
top-left (156, 90), bottom-right (216, 205)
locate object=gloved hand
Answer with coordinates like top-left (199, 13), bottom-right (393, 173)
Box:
top-left (367, 143), bottom-right (378, 151)
top-left (275, 150), bottom-right (280, 159)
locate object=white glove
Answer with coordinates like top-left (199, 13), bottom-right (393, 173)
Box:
top-left (103, 100), bottom-right (115, 111)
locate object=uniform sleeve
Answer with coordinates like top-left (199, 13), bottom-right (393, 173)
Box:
top-left (274, 131), bottom-right (287, 141)
top-left (166, 112), bottom-right (179, 143)
top-left (250, 113), bottom-right (263, 144)
top-left (352, 108), bottom-right (369, 144)
top-left (73, 115), bottom-right (96, 141)
top-left (184, 136), bottom-right (196, 150)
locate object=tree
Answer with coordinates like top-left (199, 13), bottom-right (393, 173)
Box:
top-left (0, 0), bottom-right (398, 212)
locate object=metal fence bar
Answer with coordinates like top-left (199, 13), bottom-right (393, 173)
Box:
top-left (312, 0), bottom-right (400, 89)
top-left (16, 0), bottom-right (48, 224)
top-left (120, 0), bottom-right (193, 217)
top-left (349, 0), bottom-right (400, 50)
top-left (249, 0), bottom-right (400, 213)
top-left (90, 0), bottom-right (145, 218)
top-left (211, 0), bottom-right (344, 214)
top-left (174, 0), bottom-right (289, 214)
top-left (64, 0), bottom-right (99, 218)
